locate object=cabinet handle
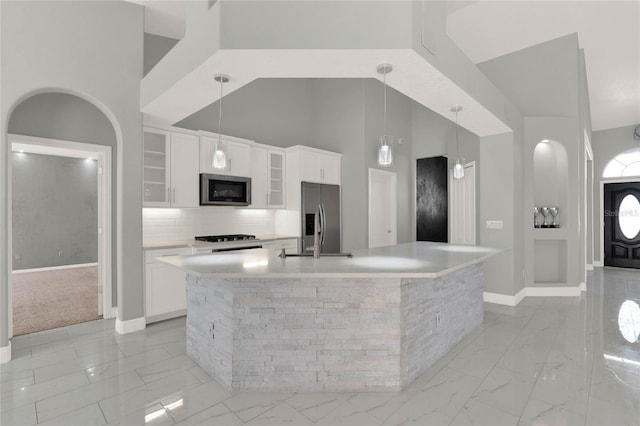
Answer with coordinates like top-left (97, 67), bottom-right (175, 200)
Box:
top-left (266, 193), bottom-right (269, 206)
top-left (167, 187), bottom-right (170, 202)
top-left (172, 188), bottom-right (176, 203)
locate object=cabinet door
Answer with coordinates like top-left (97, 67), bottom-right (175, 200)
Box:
top-left (200, 136), bottom-right (251, 177)
top-left (170, 132), bottom-right (199, 208)
top-left (300, 150), bottom-right (321, 183)
top-left (318, 153), bottom-right (341, 185)
top-left (143, 128), bottom-right (171, 207)
top-left (250, 146), bottom-right (269, 208)
top-left (227, 141), bottom-right (251, 177)
top-left (145, 261), bottom-right (187, 319)
top-left (200, 135), bottom-right (224, 174)
top-left (268, 151), bottom-right (285, 208)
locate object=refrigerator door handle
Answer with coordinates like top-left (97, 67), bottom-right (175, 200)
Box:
top-left (316, 204), bottom-right (323, 250)
top-left (319, 204), bottom-right (326, 248)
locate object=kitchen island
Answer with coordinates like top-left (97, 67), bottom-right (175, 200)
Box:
top-left (159, 242), bottom-right (498, 392)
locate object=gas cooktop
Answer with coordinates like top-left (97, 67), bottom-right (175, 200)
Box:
top-left (195, 234), bottom-right (257, 243)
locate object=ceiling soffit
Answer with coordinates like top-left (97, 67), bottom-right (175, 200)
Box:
top-left (141, 1), bottom-right (513, 137)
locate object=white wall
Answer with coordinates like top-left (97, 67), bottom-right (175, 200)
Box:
top-left (1, 1), bottom-right (144, 348)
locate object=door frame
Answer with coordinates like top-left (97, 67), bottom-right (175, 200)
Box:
top-left (368, 168), bottom-right (397, 248)
top-left (8, 134), bottom-right (113, 338)
top-left (449, 161), bottom-right (476, 245)
top-left (599, 177), bottom-right (640, 268)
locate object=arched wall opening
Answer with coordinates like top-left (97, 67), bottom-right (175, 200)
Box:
top-left (4, 90), bottom-right (121, 341)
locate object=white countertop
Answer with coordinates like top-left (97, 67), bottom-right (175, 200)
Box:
top-left (143, 235), bottom-right (298, 250)
top-left (157, 241), bottom-right (499, 278)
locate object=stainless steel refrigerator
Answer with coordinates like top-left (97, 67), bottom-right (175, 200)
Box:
top-left (301, 182), bottom-right (341, 254)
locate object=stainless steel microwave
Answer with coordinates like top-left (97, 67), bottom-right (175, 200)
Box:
top-left (200, 174), bottom-right (252, 206)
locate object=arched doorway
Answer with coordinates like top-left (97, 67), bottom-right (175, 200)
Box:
top-left (7, 92), bottom-right (115, 336)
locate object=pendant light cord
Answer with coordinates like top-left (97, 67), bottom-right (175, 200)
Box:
top-left (218, 78), bottom-right (223, 147)
top-left (455, 108), bottom-right (459, 156)
top-left (383, 70), bottom-right (387, 138)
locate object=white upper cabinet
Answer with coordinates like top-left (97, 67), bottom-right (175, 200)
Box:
top-left (250, 146), bottom-right (269, 208)
top-left (143, 128), bottom-right (170, 206)
top-left (199, 134), bottom-right (251, 177)
top-left (170, 132), bottom-right (200, 208)
top-left (143, 128), bottom-right (199, 208)
top-left (250, 144), bottom-right (286, 209)
top-left (290, 146), bottom-right (341, 185)
top-left (268, 151), bottom-right (286, 207)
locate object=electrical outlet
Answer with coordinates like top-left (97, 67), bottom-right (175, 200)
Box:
top-left (58, 250), bottom-right (63, 257)
top-left (14, 253), bottom-right (20, 260)
top-left (435, 312), bottom-right (442, 328)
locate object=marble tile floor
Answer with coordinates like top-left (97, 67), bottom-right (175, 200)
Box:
top-left (1, 267), bottom-right (640, 425)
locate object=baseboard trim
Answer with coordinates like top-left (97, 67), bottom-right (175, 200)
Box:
top-left (593, 261), bottom-right (603, 267)
top-left (145, 309), bottom-right (187, 325)
top-left (484, 285), bottom-right (584, 306)
top-left (525, 285), bottom-right (583, 297)
top-left (115, 317), bottom-right (146, 335)
top-left (587, 264), bottom-right (594, 271)
top-left (483, 288), bottom-right (526, 307)
top-left (13, 262), bottom-right (98, 274)
top-left (1, 342), bottom-right (12, 364)
top-left (105, 307), bottom-right (117, 320)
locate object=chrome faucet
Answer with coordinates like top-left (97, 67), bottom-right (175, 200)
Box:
top-left (306, 211), bottom-right (321, 258)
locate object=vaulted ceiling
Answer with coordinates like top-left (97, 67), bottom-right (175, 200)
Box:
top-left (137, 0), bottom-right (640, 133)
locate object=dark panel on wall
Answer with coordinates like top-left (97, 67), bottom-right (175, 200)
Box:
top-left (416, 156), bottom-right (448, 242)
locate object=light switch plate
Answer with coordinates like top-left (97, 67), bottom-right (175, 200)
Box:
top-left (486, 220), bottom-right (503, 229)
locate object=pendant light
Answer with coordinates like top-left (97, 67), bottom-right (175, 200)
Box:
top-left (377, 63), bottom-right (394, 167)
top-left (451, 105), bottom-right (465, 180)
top-left (212, 73), bottom-right (230, 169)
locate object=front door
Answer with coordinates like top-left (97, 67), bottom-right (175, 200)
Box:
top-left (604, 182), bottom-right (640, 268)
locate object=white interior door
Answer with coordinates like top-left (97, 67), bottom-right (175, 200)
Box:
top-left (368, 168), bottom-right (397, 248)
top-left (450, 162), bottom-right (476, 245)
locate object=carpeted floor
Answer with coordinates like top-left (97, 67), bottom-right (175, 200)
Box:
top-left (12, 265), bottom-right (102, 336)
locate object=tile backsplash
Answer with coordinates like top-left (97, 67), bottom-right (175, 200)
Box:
top-left (143, 207), bottom-right (278, 242)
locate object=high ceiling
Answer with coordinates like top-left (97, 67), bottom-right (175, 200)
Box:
top-left (447, 0), bottom-right (640, 132)
top-left (138, 0), bottom-right (640, 133)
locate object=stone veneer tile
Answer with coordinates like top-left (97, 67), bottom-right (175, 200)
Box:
top-left (186, 264), bottom-right (484, 392)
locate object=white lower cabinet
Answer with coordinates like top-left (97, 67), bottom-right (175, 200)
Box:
top-left (144, 247), bottom-right (189, 323)
top-left (261, 238), bottom-right (298, 254)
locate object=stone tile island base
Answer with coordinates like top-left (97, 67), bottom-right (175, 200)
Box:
top-left (186, 263), bottom-right (483, 392)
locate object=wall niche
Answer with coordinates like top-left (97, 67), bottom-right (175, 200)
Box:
top-left (533, 139), bottom-right (568, 229)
